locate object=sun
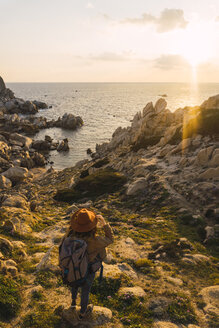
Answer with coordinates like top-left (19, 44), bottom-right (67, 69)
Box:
top-left (174, 23), bottom-right (213, 68)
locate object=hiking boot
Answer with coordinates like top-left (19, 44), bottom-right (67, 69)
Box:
top-left (71, 299), bottom-right (76, 310)
top-left (78, 304), bottom-right (94, 320)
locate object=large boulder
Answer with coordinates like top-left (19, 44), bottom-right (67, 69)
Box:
top-left (199, 167), bottom-right (219, 180)
top-left (36, 246), bottom-right (59, 272)
top-left (31, 152), bottom-right (46, 167)
top-left (154, 98), bottom-right (167, 114)
top-left (0, 237), bottom-right (13, 253)
top-left (33, 100), bottom-right (48, 109)
top-left (153, 322), bottom-right (180, 328)
top-left (103, 263), bottom-right (138, 280)
top-left (126, 177), bottom-right (148, 196)
top-left (62, 306), bottom-right (112, 326)
top-left (0, 175), bottom-right (12, 189)
top-left (209, 148), bottom-right (219, 167)
top-left (32, 140), bottom-right (51, 151)
top-left (113, 237), bottom-right (140, 261)
top-left (20, 100), bottom-right (38, 114)
top-left (2, 166), bottom-right (29, 183)
top-left (2, 195), bottom-right (29, 210)
top-left (57, 138), bottom-right (69, 152)
top-left (0, 141), bottom-right (10, 159)
top-left (195, 146), bottom-right (215, 166)
top-left (118, 286), bottom-right (146, 298)
top-left (159, 124), bottom-right (182, 147)
top-left (201, 94), bottom-right (219, 110)
top-left (199, 285), bottom-right (219, 316)
top-left (4, 100), bottom-right (17, 112)
top-left (0, 207), bottom-right (33, 234)
top-left (9, 133), bottom-right (32, 149)
top-left (59, 113), bottom-right (83, 130)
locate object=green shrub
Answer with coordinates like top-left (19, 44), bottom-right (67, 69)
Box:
top-left (91, 157), bottom-right (109, 168)
top-left (22, 304), bottom-right (60, 328)
top-left (0, 274), bottom-right (21, 320)
top-left (31, 290), bottom-right (44, 301)
top-left (167, 295), bottom-right (197, 324)
top-left (207, 312), bottom-right (219, 328)
top-left (91, 277), bottom-right (122, 304)
top-left (19, 260), bottom-right (36, 273)
top-left (54, 169), bottom-right (127, 202)
top-left (34, 271), bottom-right (57, 289)
top-left (134, 258), bottom-right (153, 271)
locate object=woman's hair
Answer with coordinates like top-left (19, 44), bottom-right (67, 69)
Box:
top-left (65, 226), bottom-right (97, 239)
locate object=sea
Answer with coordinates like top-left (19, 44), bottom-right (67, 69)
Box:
top-left (8, 82), bottom-right (219, 170)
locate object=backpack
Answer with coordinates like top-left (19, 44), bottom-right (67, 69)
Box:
top-left (59, 237), bottom-right (103, 287)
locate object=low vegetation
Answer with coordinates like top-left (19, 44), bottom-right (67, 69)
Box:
top-left (54, 169), bottom-right (127, 202)
top-left (0, 274), bottom-right (21, 320)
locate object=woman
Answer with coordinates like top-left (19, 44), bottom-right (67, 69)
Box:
top-left (65, 208), bottom-right (114, 319)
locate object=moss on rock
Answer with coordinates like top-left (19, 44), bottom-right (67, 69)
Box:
top-left (22, 304), bottom-right (60, 328)
top-left (54, 169), bottom-right (127, 203)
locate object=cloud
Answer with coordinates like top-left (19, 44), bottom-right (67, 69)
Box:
top-left (215, 16), bottom-right (219, 22)
top-left (154, 54), bottom-right (189, 70)
top-left (157, 9), bottom-right (188, 32)
top-left (122, 8), bottom-right (188, 33)
top-left (86, 2), bottom-right (94, 9)
top-left (89, 52), bottom-right (131, 61)
top-left (122, 13), bottom-right (155, 25)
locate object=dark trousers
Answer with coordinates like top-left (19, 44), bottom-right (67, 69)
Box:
top-left (71, 272), bottom-right (95, 314)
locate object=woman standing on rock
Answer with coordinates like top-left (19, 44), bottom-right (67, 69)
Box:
top-left (59, 208), bottom-right (114, 320)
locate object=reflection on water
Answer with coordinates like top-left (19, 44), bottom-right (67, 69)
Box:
top-left (8, 82), bottom-right (219, 169)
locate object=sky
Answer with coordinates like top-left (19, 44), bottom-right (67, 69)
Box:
top-left (1, 0), bottom-right (219, 82)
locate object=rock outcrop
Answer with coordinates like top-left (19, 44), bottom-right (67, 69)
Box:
top-left (62, 306), bottom-right (112, 326)
top-left (0, 77), bottom-right (85, 184)
top-left (0, 77), bottom-right (6, 93)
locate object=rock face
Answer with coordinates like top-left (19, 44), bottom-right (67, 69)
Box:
top-left (57, 138), bottom-right (69, 152)
top-left (36, 246), bottom-right (59, 272)
top-left (58, 113), bottom-right (83, 130)
top-left (2, 167), bottom-right (29, 184)
top-left (126, 177), bottom-right (148, 196)
top-left (0, 175), bottom-right (12, 189)
top-left (153, 322), bottom-right (180, 328)
top-left (93, 94), bottom-right (219, 242)
top-left (199, 285), bottom-right (219, 316)
top-left (0, 76), bottom-right (6, 93)
top-left (118, 286), bottom-right (146, 298)
top-left (62, 306), bottom-right (112, 326)
top-left (96, 95), bottom-right (219, 156)
top-left (2, 195), bottom-right (29, 210)
top-left (201, 94), bottom-right (219, 110)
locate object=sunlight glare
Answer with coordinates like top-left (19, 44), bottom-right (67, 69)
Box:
top-left (175, 24), bottom-right (213, 68)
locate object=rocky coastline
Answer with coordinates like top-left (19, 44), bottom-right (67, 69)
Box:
top-left (0, 76), bottom-right (83, 181)
top-left (0, 80), bottom-right (218, 328)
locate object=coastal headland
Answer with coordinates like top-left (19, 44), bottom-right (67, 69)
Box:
top-left (0, 78), bottom-right (218, 328)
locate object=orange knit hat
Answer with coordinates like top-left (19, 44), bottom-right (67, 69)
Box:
top-left (71, 208), bottom-right (97, 232)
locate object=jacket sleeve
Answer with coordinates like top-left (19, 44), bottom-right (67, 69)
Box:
top-left (95, 223), bottom-right (114, 248)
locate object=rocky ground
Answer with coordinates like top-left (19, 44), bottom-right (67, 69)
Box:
top-left (0, 86), bottom-right (218, 328)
